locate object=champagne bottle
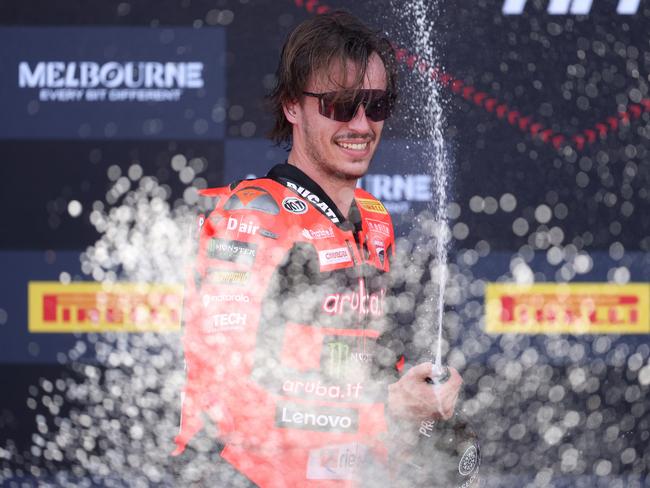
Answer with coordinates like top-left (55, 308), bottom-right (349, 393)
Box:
top-left (390, 366), bottom-right (480, 488)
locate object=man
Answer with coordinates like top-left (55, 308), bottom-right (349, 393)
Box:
top-left (174, 10), bottom-right (463, 487)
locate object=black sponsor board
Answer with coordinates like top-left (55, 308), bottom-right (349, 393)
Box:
top-left (0, 27), bottom-right (226, 139)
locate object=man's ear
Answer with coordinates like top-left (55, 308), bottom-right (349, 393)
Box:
top-left (283, 99), bottom-right (299, 124)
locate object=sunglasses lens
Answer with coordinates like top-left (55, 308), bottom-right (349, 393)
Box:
top-left (319, 93), bottom-right (355, 122)
top-left (365, 94), bottom-right (392, 122)
top-left (317, 90), bottom-right (393, 122)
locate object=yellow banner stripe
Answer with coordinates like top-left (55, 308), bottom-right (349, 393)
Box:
top-left (485, 283), bottom-right (650, 334)
top-left (28, 281), bottom-right (183, 333)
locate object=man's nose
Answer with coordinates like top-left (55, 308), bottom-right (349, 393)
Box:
top-left (347, 103), bottom-right (371, 132)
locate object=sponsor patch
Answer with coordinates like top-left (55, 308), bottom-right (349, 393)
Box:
top-left (210, 312), bottom-right (247, 331)
top-left (302, 225), bottom-right (335, 240)
top-left (318, 247), bottom-right (352, 266)
top-left (205, 269), bottom-right (249, 286)
top-left (207, 238), bottom-right (256, 266)
top-left (485, 283), bottom-right (650, 334)
top-left (276, 403), bottom-right (358, 433)
top-left (306, 443), bottom-right (369, 480)
top-left (202, 293), bottom-right (250, 306)
top-left (282, 196), bottom-right (308, 215)
top-left (28, 282), bottom-right (182, 333)
top-left (322, 279), bottom-right (386, 319)
top-left (366, 219), bottom-right (390, 236)
top-left (323, 338), bottom-right (374, 379)
top-left (281, 379), bottom-right (363, 401)
top-left (356, 198), bottom-right (388, 215)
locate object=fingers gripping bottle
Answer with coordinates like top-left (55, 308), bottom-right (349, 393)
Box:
top-left (390, 366), bottom-right (481, 488)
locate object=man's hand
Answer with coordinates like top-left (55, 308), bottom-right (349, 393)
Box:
top-left (387, 362), bottom-right (462, 421)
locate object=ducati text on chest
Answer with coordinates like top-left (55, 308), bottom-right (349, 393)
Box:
top-left (285, 181), bottom-right (340, 224)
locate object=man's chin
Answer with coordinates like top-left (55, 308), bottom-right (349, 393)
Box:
top-left (339, 161), bottom-right (370, 180)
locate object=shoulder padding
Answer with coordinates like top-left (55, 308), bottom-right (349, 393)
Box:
top-left (354, 187), bottom-right (381, 201)
top-left (201, 178), bottom-right (289, 216)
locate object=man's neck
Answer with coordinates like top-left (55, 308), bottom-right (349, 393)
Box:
top-left (286, 157), bottom-right (357, 218)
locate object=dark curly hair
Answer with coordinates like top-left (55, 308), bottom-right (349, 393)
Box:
top-left (267, 10), bottom-right (398, 145)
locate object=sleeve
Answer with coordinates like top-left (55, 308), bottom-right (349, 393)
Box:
top-left (174, 188), bottom-right (286, 453)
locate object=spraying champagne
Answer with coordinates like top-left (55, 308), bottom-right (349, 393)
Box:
top-left (389, 365), bottom-right (481, 488)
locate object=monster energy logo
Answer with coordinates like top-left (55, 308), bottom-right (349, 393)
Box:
top-left (326, 341), bottom-right (373, 378)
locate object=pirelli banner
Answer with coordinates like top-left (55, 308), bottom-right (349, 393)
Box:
top-left (28, 282), bottom-right (183, 333)
top-left (485, 283), bottom-right (650, 335)
top-left (29, 281), bottom-right (650, 335)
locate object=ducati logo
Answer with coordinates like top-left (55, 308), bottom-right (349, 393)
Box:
top-left (284, 181), bottom-right (340, 224)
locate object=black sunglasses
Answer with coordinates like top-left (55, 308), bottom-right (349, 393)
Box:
top-left (302, 89), bottom-right (394, 122)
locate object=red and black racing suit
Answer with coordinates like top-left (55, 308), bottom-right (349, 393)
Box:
top-left (175, 163), bottom-right (403, 487)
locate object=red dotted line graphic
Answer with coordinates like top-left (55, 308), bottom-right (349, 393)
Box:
top-left (292, 0), bottom-right (331, 14)
top-left (290, 0), bottom-right (650, 152)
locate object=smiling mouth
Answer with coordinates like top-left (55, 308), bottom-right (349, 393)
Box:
top-left (335, 141), bottom-right (370, 151)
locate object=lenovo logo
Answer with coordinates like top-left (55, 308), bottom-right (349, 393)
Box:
top-left (502, 0), bottom-right (641, 14)
top-left (276, 403), bottom-right (358, 433)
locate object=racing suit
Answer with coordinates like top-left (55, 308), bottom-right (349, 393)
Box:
top-left (175, 163), bottom-right (402, 487)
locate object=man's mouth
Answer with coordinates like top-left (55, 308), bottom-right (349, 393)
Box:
top-left (335, 141), bottom-right (370, 151)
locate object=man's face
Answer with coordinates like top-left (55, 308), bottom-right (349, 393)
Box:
top-left (286, 53), bottom-right (388, 181)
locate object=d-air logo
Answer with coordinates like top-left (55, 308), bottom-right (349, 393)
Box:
top-left (282, 197), bottom-right (308, 215)
top-left (226, 216), bottom-right (259, 236)
top-left (276, 402), bottom-right (358, 433)
top-left (284, 181), bottom-right (340, 224)
top-left (318, 247), bottom-right (352, 266)
top-left (356, 198), bottom-right (388, 215)
top-left (502, 0), bottom-right (641, 14)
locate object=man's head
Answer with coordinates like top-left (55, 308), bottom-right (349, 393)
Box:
top-left (268, 11), bottom-right (397, 181)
